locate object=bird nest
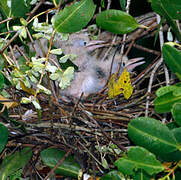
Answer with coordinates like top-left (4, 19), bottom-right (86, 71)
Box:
top-left (5, 56), bottom-right (171, 177)
top-left (2, 10), bottom-right (175, 178)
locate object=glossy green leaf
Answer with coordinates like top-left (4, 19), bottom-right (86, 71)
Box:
top-left (41, 148), bottom-right (81, 178)
top-left (172, 103), bottom-right (181, 126)
top-left (100, 170), bottom-right (124, 180)
top-left (155, 85), bottom-right (179, 97)
top-left (0, 147), bottom-right (32, 180)
top-left (0, 0), bottom-right (10, 17)
top-left (0, 72), bottom-right (5, 89)
top-left (172, 127), bottom-right (181, 144)
top-left (96, 10), bottom-right (139, 34)
top-left (0, 123), bottom-right (8, 154)
top-left (115, 147), bottom-right (163, 176)
top-left (119, 0), bottom-right (126, 11)
top-left (167, 121), bottom-right (179, 130)
top-left (54, 0), bottom-right (96, 33)
top-left (151, 0), bottom-right (181, 20)
top-left (162, 128), bottom-right (181, 162)
top-left (154, 91), bottom-right (181, 113)
top-left (128, 117), bottom-right (178, 157)
top-left (162, 150), bottom-right (181, 162)
top-left (162, 44), bottom-right (181, 80)
top-left (151, 0), bottom-right (181, 42)
top-left (132, 169), bottom-right (153, 180)
top-left (11, 0), bottom-right (30, 18)
top-left (175, 170), bottom-right (181, 180)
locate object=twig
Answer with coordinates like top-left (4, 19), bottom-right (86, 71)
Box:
top-left (44, 148), bottom-right (73, 180)
top-left (133, 44), bottom-right (160, 56)
top-left (83, 110), bottom-right (127, 152)
top-left (145, 58), bottom-right (163, 117)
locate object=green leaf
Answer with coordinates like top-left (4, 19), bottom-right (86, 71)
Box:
top-left (162, 44), bottom-right (181, 80)
top-left (96, 10), bottom-right (139, 34)
top-left (54, 0), bottom-right (96, 33)
top-left (0, 123), bottom-right (8, 154)
top-left (0, 0), bottom-right (10, 17)
top-left (37, 84), bottom-right (51, 95)
top-left (119, 0), bottom-right (126, 11)
top-left (167, 121), bottom-right (179, 130)
top-left (11, 0), bottom-right (30, 18)
top-left (172, 103), bottom-right (181, 126)
top-left (50, 48), bottom-right (63, 55)
top-left (59, 54), bottom-right (77, 63)
top-left (132, 169), bottom-right (153, 180)
top-left (9, 169), bottom-right (22, 180)
top-left (100, 170), bottom-right (124, 180)
top-left (18, 56), bottom-right (30, 73)
top-left (151, 0), bottom-right (181, 42)
top-left (0, 147), bottom-right (32, 180)
top-left (41, 148), bottom-right (81, 178)
top-left (128, 117), bottom-right (178, 157)
top-left (172, 127), bottom-right (181, 144)
top-left (175, 170), bottom-right (181, 180)
top-left (58, 67), bottom-right (74, 89)
top-left (0, 72), bottom-right (5, 89)
top-left (151, 0), bottom-right (181, 20)
top-left (155, 85), bottom-right (179, 97)
top-left (154, 91), bottom-right (181, 113)
top-left (114, 147), bottom-right (164, 176)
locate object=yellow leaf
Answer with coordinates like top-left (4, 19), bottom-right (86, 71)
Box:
top-left (20, 81), bottom-right (36, 95)
top-left (108, 73), bottom-right (116, 98)
top-left (108, 68), bottom-right (133, 99)
top-left (0, 95), bottom-right (18, 109)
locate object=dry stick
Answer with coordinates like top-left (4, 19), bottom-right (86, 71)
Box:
top-left (14, 45), bottom-right (30, 62)
top-left (78, 141), bottom-right (103, 166)
top-left (116, 0), bottom-right (131, 77)
top-left (157, 14), bottom-right (169, 123)
top-left (0, 17), bottom-right (13, 24)
top-left (133, 44), bottom-right (160, 56)
top-left (9, 45), bottom-right (20, 68)
top-left (0, 32), bottom-right (19, 54)
top-left (145, 58), bottom-right (163, 117)
top-left (124, 17), bottom-right (157, 58)
top-left (114, 93), bottom-right (148, 111)
top-left (107, 0), bottom-right (112, 9)
top-left (72, 92), bottom-right (84, 117)
top-left (44, 132), bottom-right (82, 180)
top-left (102, 35), bottom-right (117, 62)
top-left (145, 14), bottom-right (169, 118)
top-left (83, 110), bottom-right (127, 152)
top-left (44, 148), bottom-right (73, 180)
top-left (26, 0), bottom-right (45, 21)
top-left (156, 15), bottom-right (169, 86)
top-left (0, 0), bottom-right (45, 54)
top-left (133, 55), bottom-right (161, 85)
top-left (26, 27), bottom-right (37, 55)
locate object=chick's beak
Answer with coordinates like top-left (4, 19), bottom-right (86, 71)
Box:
top-left (125, 57), bottom-right (145, 72)
top-left (85, 40), bottom-right (106, 52)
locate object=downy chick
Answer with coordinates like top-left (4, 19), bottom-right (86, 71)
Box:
top-left (54, 31), bottom-right (144, 99)
top-left (32, 31), bottom-right (144, 99)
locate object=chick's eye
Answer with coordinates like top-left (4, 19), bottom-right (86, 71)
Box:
top-left (122, 62), bottom-right (126, 67)
top-left (73, 40), bottom-right (87, 47)
top-left (79, 40), bottom-right (86, 46)
top-left (95, 67), bottom-right (105, 79)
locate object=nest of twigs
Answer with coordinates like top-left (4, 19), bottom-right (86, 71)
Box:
top-left (4, 58), bottom-right (174, 178)
top-left (1, 7), bottom-right (176, 179)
